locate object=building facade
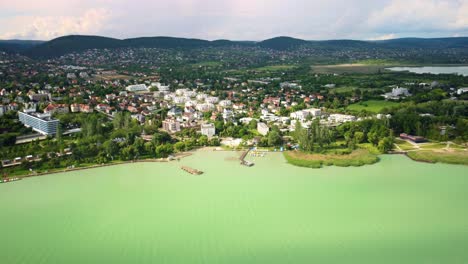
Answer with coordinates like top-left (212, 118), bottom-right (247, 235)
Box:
top-left (126, 84), bottom-right (148, 92)
top-left (201, 123), bottom-right (216, 137)
top-left (162, 118), bottom-right (181, 133)
top-left (257, 122), bottom-right (269, 136)
top-left (18, 110), bottom-right (59, 135)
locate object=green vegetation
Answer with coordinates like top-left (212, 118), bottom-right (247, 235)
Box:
top-left (191, 61), bottom-right (223, 67)
top-left (347, 100), bottom-right (400, 113)
top-left (284, 149), bottom-right (379, 168)
top-left (311, 64), bottom-right (390, 74)
top-left (286, 118), bottom-right (393, 168)
top-left (394, 139), bottom-right (417, 151)
top-left (407, 150), bottom-right (468, 165)
top-left (253, 65), bottom-right (297, 72)
top-left (354, 59), bottom-right (402, 65)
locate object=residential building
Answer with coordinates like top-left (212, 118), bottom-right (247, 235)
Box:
top-left (126, 84), bottom-right (148, 92)
top-left (162, 118), bottom-right (181, 133)
top-left (383, 87), bottom-right (410, 99)
top-left (201, 123), bottom-right (216, 137)
top-left (257, 122), bottom-right (269, 136)
top-left (71, 104), bottom-right (94, 113)
top-left (290, 108), bottom-right (321, 121)
top-left (457, 87), bottom-right (468, 95)
top-left (18, 110), bottom-right (59, 135)
top-left (44, 103), bottom-right (69, 114)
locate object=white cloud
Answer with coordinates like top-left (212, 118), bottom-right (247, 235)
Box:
top-left (367, 33), bottom-right (397, 41)
top-left (367, 0), bottom-right (468, 33)
top-left (0, 0), bottom-right (467, 40)
top-left (0, 8), bottom-right (112, 40)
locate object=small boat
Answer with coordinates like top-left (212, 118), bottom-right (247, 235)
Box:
top-left (181, 166), bottom-right (203, 175)
top-left (241, 160), bottom-right (254, 167)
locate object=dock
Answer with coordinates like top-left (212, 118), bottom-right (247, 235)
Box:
top-left (240, 150), bottom-right (255, 167)
top-left (1, 177), bottom-right (22, 184)
top-left (181, 166), bottom-right (203, 175)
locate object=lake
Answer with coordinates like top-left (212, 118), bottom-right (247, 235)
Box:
top-left (386, 66), bottom-right (468, 76)
top-left (1, 150), bottom-right (468, 264)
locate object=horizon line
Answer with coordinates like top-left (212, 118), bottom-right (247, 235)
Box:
top-left (1, 34), bottom-right (468, 43)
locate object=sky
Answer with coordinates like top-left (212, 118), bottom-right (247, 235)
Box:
top-left (1, 0), bottom-right (468, 41)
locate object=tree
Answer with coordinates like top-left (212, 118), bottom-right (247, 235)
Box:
top-left (120, 146), bottom-right (136, 160)
top-left (248, 119), bottom-right (258, 130)
top-left (104, 140), bottom-right (119, 158)
top-left (174, 142), bottom-right (185, 152)
top-left (267, 131), bottom-right (282, 146)
top-left (198, 135), bottom-right (209, 146)
top-left (354, 131), bottom-right (365, 144)
top-left (155, 143), bottom-right (174, 158)
top-left (133, 138), bottom-right (145, 156)
top-left (378, 137), bottom-right (394, 153)
top-left (144, 142), bottom-right (155, 156)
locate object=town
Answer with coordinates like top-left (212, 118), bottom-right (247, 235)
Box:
top-left (1, 41), bottom-right (468, 174)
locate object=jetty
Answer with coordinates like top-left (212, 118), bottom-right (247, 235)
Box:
top-left (181, 166), bottom-right (203, 175)
top-left (1, 177), bottom-right (22, 184)
top-left (240, 150), bottom-right (254, 167)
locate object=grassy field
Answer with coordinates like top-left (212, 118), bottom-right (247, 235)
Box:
top-left (394, 139), bottom-right (417, 151)
top-left (311, 64), bottom-right (391, 74)
top-left (310, 59), bottom-right (407, 74)
top-left (407, 149), bottom-right (468, 165)
top-left (284, 148), bottom-right (379, 168)
top-left (192, 61), bottom-right (223, 67)
top-left (347, 100), bottom-right (400, 113)
top-left (253, 65), bottom-right (297, 72)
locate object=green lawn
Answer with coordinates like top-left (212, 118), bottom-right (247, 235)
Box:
top-left (394, 139), bottom-right (417, 151)
top-left (347, 100), bottom-right (400, 113)
top-left (253, 65), bottom-right (297, 72)
top-left (191, 61), bottom-right (223, 67)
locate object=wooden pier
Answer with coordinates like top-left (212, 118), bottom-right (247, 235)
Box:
top-left (240, 150), bottom-right (254, 167)
top-left (181, 166), bottom-right (203, 175)
top-left (1, 177), bottom-right (22, 184)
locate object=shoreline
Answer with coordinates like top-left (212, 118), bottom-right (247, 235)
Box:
top-left (3, 147), bottom-right (466, 180)
top-left (285, 149), bottom-right (468, 168)
top-left (2, 151), bottom-right (195, 180)
top-left (1, 147), bottom-right (251, 180)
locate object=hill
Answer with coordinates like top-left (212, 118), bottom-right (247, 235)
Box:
top-left (0, 40), bottom-right (44, 53)
top-left (258, 36), bottom-right (308, 50)
top-left (375, 37), bottom-right (468, 49)
top-left (3, 34), bottom-right (468, 59)
top-left (22, 35), bottom-right (252, 58)
top-left (24, 35), bottom-right (124, 58)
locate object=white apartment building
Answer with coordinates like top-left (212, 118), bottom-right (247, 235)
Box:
top-left (457, 87), bottom-right (468, 95)
top-left (201, 123), bottom-right (216, 137)
top-left (196, 103), bottom-right (215, 112)
top-left (205, 97), bottom-right (219, 104)
top-left (257, 122), bottom-right (269, 136)
top-left (290, 108), bottom-right (321, 121)
top-left (126, 84), bottom-right (148, 92)
top-left (219, 100), bottom-right (232, 108)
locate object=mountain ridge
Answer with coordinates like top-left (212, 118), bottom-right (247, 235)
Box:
top-left (1, 35), bottom-right (467, 59)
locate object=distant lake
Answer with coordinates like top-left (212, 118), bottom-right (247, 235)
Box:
top-left (386, 66), bottom-right (468, 76)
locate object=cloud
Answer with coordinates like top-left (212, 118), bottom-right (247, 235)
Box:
top-left (367, 33), bottom-right (397, 41)
top-left (0, 0), bottom-right (467, 40)
top-left (367, 0), bottom-right (468, 33)
top-left (0, 8), bottom-right (112, 40)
